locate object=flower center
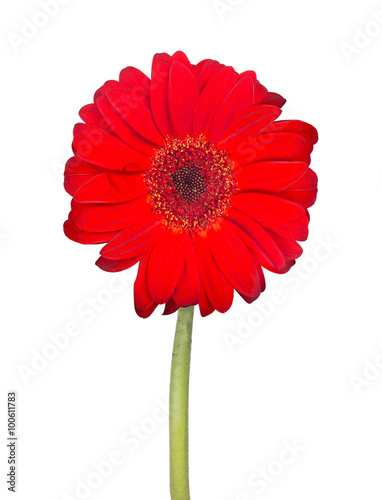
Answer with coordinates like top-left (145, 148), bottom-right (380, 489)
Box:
top-left (171, 164), bottom-right (206, 203)
top-left (145, 135), bottom-right (237, 235)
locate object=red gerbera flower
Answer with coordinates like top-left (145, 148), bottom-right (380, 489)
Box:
top-left (64, 51), bottom-right (318, 318)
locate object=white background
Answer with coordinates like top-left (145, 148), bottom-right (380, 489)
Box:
top-left (1, 0), bottom-right (382, 499)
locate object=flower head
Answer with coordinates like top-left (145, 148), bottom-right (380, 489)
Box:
top-left (64, 51), bottom-right (318, 317)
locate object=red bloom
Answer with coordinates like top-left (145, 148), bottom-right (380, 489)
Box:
top-left (64, 51), bottom-right (318, 318)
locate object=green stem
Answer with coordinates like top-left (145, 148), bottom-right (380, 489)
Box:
top-left (169, 306), bottom-right (194, 500)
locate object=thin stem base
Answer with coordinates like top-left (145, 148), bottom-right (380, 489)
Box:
top-left (169, 306), bottom-right (194, 500)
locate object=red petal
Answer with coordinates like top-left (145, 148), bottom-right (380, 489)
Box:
top-left (76, 196), bottom-right (154, 232)
top-left (235, 161), bottom-right (308, 193)
top-left (238, 70), bottom-right (257, 82)
top-left (264, 120), bottom-right (318, 145)
top-left (227, 212), bottom-right (300, 274)
top-left (67, 200), bottom-right (82, 221)
top-left (100, 218), bottom-right (164, 259)
top-left (101, 80), bottom-right (124, 94)
top-left (168, 62), bottom-right (199, 138)
top-left (73, 124), bottom-right (150, 171)
top-left (134, 255), bottom-right (158, 318)
top-left (270, 214), bottom-right (309, 241)
top-left (193, 66), bottom-right (237, 139)
top-left (262, 92), bottom-right (286, 108)
top-left (211, 76), bottom-right (255, 144)
top-left (198, 275), bottom-right (215, 317)
top-left (79, 104), bottom-right (114, 134)
top-left (119, 66), bottom-right (150, 96)
top-left (106, 87), bottom-right (164, 145)
top-left (150, 60), bottom-right (174, 137)
top-left (152, 53), bottom-right (171, 66)
top-left (96, 95), bottom-right (159, 155)
top-left (254, 123), bottom-right (315, 166)
top-left (137, 302), bottom-right (158, 318)
top-left (225, 208), bottom-right (286, 271)
top-left (267, 231), bottom-right (303, 273)
top-left (147, 230), bottom-right (186, 304)
top-left (64, 156), bottom-right (109, 195)
top-left (227, 209), bottom-right (285, 273)
top-left (231, 192), bottom-right (305, 226)
top-left (96, 255), bottom-right (140, 272)
top-left (218, 105), bottom-right (282, 150)
top-left (238, 72), bottom-right (270, 106)
top-left (172, 235), bottom-right (199, 307)
top-left (276, 168), bottom-right (318, 208)
top-left (73, 172), bottom-right (147, 204)
top-left (64, 219), bottom-right (119, 245)
top-left (195, 233), bottom-right (233, 313)
top-left (209, 221), bottom-right (263, 299)
top-left (253, 81), bottom-right (269, 104)
top-left (192, 59), bottom-right (224, 91)
top-left (93, 86), bottom-right (104, 103)
top-left (163, 297), bottom-right (180, 315)
top-left (171, 51), bottom-right (192, 69)
top-left (64, 173), bottom-right (94, 196)
top-left (228, 132), bottom-right (307, 167)
top-left (64, 156), bottom-right (102, 176)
